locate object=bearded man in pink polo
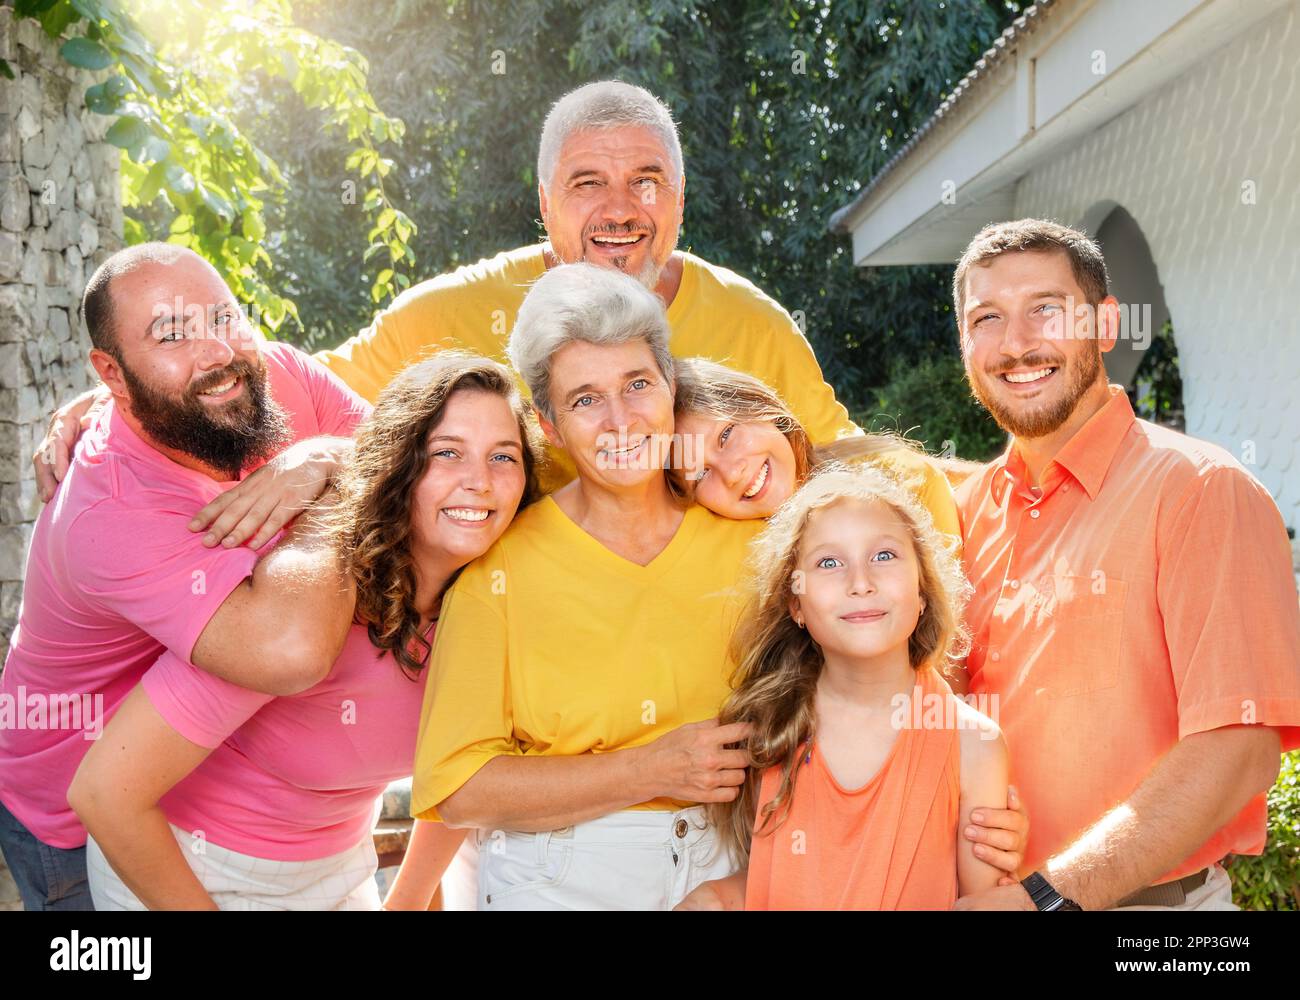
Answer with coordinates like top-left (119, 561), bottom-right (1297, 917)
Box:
top-left (0, 243), bottom-right (369, 909)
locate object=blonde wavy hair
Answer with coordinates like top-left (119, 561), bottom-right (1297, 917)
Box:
top-left (711, 462), bottom-right (971, 862)
top-left (328, 351), bottom-right (544, 676)
top-left (668, 357), bottom-right (924, 501)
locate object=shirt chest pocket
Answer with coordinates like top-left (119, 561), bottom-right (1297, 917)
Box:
top-left (1037, 575), bottom-right (1128, 699)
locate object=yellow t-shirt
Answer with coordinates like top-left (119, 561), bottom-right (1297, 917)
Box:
top-left (315, 244), bottom-right (858, 493)
top-left (410, 497), bottom-right (765, 821)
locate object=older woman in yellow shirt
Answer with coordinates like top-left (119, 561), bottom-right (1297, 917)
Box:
top-left (410, 263), bottom-right (764, 909)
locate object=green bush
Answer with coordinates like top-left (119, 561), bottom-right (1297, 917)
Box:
top-left (1226, 750), bottom-right (1300, 910)
top-left (860, 350), bottom-right (1006, 462)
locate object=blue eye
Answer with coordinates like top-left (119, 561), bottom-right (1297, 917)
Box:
top-left (872, 550), bottom-right (897, 562)
top-left (491, 453), bottom-right (518, 463)
top-left (816, 557), bottom-right (842, 569)
top-left (719, 424), bottom-right (734, 446)
top-left (432, 449), bottom-right (457, 459)
top-left (573, 396), bottom-right (595, 408)
top-left (630, 379), bottom-right (650, 391)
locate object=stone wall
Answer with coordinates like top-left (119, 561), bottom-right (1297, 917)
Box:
top-left (0, 7), bottom-right (123, 910)
top-left (0, 7), bottom-right (122, 660)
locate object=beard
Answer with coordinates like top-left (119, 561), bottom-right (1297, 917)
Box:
top-left (967, 342), bottom-right (1104, 439)
top-left (120, 354), bottom-right (292, 479)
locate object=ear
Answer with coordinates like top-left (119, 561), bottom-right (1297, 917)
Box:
top-left (787, 594), bottom-right (804, 627)
top-left (1096, 295), bottom-right (1121, 354)
top-left (538, 181), bottom-right (549, 222)
top-left (89, 348), bottom-right (128, 401)
top-left (676, 172), bottom-right (686, 223)
top-left (537, 408), bottom-right (564, 450)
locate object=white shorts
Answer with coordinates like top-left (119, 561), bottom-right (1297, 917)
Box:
top-left (475, 805), bottom-right (736, 911)
top-left (1110, 864), bottom-right (1238, 911)
top-left (86, 824), bottom-right (382, 911)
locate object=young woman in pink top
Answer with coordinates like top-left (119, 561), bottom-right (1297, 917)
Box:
top-left (678, 464), bottom-right (1009, 910)
top-left (69, 353), bottom-right (542, 910)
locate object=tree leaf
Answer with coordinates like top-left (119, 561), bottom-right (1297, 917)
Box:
top-left (60, 37), bottom-right (115, 71)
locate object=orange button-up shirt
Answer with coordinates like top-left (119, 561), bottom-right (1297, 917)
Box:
top-left (956, 386), bottom-right (1300, 881)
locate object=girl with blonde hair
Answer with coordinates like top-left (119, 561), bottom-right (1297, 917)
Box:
top-left (669, 357), bottom-right (961, 544)
top-left (678, 464), bottom-right (1008, 910)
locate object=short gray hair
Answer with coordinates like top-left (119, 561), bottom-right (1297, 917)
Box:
top-left (507, 263), bottom-right (675, 421)
top-left (537, 81), bottom-right (683, 194)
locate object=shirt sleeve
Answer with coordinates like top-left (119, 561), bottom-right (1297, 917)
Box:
top-left (726, 300), bottom-right (859, 446)
top-left (410, 567), bottom-right (522, 822)
top-left (313, 294), bottom-right (421, 405)
top-left (65, 497), bottom-right (264, 663)
top-left (141, 648), bottom-right (275, 749)
top-left (276, 342), bottom-right (372, 436)
top-left (1157, 466), bottom-right (1300, 750)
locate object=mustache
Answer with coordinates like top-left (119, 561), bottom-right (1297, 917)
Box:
top-left (585, 222), bottom-right (653, 237)
top-left (187, 357), bottom-right (262, 398)
top-left (985, 352), bottom-right (1065, 377)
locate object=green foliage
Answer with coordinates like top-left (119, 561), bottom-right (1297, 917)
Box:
top-left (866, 349), bottom-right (1006, 461)
top-left (1133, 319), bottom-right (1184, 430)
top-left (1226, 751), bottom-right (1300, 910)
top-left (13, 0), bottom-right (415, 333)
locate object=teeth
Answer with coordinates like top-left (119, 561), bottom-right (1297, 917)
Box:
top-left (444, 508), bottom-right (490, 522)
top-left (200, 378), bottom-right (237, 396)
top-left (1004, 368), bottom-right (1055, 384)
top-left (592, 236), bottom-right (641, 244)
top-left (603, 439), bottom-right (643, 457)
top-left (743, 460), bottom-right (769, 498)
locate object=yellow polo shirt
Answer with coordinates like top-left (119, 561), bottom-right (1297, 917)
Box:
top-left (315, 244), bottom-right (858, 493)
top-left (410, 497), bottom-right (765, 821)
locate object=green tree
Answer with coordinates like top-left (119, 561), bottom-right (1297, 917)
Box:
top-left (8, 0), bottom-right (416, 333)
top-left (231, 0), bottom-right (1023, 414)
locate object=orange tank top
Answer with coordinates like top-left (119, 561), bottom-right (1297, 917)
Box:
top-left (744, 665), bottom-right (961, 910)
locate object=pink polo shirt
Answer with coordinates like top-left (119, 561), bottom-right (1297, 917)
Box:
top-left (142, 624), bottom-right (431, 861)
top-left (0, 340), bottom-right (370, 848)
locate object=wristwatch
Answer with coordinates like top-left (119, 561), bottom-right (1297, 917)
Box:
top-left (1021, 871), bottom-right (1082, 911)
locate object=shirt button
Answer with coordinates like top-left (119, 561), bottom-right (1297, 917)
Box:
top-left (1009, 579), bottom-right (1019, 589)
top-left (1062, 484), bottom-right (1071, 493)
top-left (990, 651), bottom-right (1001, 662)
top-left (1029, 509), bottom-right (1041, 519)
top-left (674, 819), bottom-right (688, 839)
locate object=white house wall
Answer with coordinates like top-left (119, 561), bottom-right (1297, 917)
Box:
top-left (1013, 0), bottom-right (1300, 532)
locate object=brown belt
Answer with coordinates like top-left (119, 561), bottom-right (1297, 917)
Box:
top-left (1115, 867), bottom-right (1210, 908)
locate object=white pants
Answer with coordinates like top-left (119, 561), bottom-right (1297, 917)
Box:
top-left (87, 825), bottom-right (382, 911)
top-left (475, 805), bottom-right (736, 911)
top-left (1111, 864), bottom-right (1238, 911)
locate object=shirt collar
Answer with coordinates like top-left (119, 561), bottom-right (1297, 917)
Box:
top-left (988, 385), bottom-right (1135, 505)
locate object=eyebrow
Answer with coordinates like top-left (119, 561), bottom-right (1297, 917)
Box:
top-left (428, 434), bottom-right (522, 450)
top-left (803, 533), bottom-right (911, 557)
top-left (145, 299), bottom-right (234, 338)
top-left (563, 369), bottom-right (655, 405)
top-left (565, 164), bottom-right (668, 184)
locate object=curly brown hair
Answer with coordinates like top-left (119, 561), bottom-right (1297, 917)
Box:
top-left (329, 351), bottom-right (544, 676)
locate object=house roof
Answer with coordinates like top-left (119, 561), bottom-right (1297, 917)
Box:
top-left (828, 0), bottom-right (1059, 234)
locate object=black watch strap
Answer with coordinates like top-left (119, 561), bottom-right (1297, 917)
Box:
top-left (1021, 871), bottom-right (1082, 911)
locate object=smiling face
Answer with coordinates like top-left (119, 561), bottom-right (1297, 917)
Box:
top-left (92, 253), bottom-right (289, 476)
top-left (539, 125), bottom-right (684, 289)
top-left (673, 412), bottom-right (798, 519)
top-left (960, 249), bottom-right (1117, 439)
top-left (790, 498), bottom-right (924, 666)
top-left (409, 388), bottom-right (528, 568)
top-left (538, 338), bottom-right (675, 494)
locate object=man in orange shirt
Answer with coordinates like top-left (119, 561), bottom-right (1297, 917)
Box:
top-left (951, 219), bottom-right (1300, 911)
